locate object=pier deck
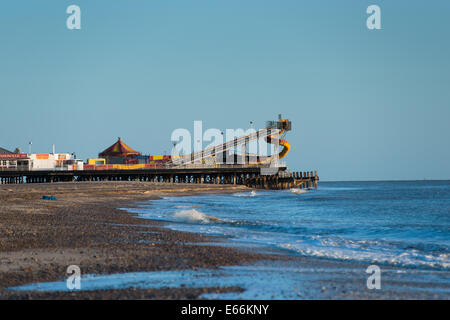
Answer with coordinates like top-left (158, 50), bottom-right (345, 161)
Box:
top-left (0, 167), bottom-right (318, 190)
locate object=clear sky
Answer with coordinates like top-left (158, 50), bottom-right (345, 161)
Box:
top-left (0, 1), bottom-right (449, 181)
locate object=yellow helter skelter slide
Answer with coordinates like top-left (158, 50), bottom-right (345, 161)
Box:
top-left (264, 117), bottom-right (291, 161)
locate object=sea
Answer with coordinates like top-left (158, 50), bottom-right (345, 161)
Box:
top-left (10, 181), bottom-right (450, 298)
top-left (138, 181), bottom-right (450, 271)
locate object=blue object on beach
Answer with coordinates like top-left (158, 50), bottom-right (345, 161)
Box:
top-left (42, 195), bottom-right (58, 201)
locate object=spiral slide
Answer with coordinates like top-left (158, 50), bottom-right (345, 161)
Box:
top-left (265, 132), bottom-right (291, 160)
top-left (255, 117), bottom-right (292, 163)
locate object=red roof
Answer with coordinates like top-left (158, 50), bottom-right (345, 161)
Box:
top-left (99, 137), bottom-right (141, 157)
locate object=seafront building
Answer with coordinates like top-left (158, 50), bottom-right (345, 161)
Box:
top-left (0, 147), bottom-right (82, 171)
top-left (0, 147), bottom-right (28, 170)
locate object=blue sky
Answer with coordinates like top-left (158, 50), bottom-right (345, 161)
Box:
top-left (0, 1), bottom-right (449, 181)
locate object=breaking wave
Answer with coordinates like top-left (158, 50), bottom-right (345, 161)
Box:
top-left (233, 191), bottom-right (257, 197)
top-left (290, 188), bottom-right (308, 194)
top-left (173, 209), bottom-right (221, 223)
top-left (279, 239), bottom-right (450, 269)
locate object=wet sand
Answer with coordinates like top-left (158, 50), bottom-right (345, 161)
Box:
top-left (0, 181), bottom-right (448, 299)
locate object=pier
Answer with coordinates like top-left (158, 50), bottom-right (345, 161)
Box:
top-left (0, 168), bottom-right (318, 190)
top-left (0, 116), bottom-right (319, 190)
top-left (246, 171), bottom-right (319, 189)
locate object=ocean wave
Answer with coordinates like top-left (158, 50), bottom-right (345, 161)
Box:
top-left (173, 209), bottom-right (221, 223)
top-left (290, 188), bottom-right (308, 194)
top-left (233, 191), bottom-right (257, 197)
top-left (279, 240), bottom-right (450, 270)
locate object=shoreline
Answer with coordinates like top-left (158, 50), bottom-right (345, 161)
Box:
top-left (0, 181), bottom-right (448, 299)
top-left (0, 181), bottom-right (273, 299)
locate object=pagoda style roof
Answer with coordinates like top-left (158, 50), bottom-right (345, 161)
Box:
top-left (99, 137), bottom-right (141, 157)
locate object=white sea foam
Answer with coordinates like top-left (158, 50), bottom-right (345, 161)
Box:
top-left (290, 188), bottom-right (308, 194)
top-left (173, 209), bottom-right (221, 223)
top-left (234, 191), bottom-right (257, 197)
top-left (278, 240), bottom-right (450, 269)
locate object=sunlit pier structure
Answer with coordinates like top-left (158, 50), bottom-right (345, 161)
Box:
top-left (0, 116), bottom-right (319, 190)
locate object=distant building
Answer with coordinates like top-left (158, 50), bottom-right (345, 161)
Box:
top-left (27, 153), bottom-right (82, 171)
top-left (0, 147), bottom-right (28, 169)
top-left (0, 147), bottom-right (13, 154)
top-left (0, 146), bottom-right (82, 171)
top-left (99, 137), bottom-right (141, 164)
